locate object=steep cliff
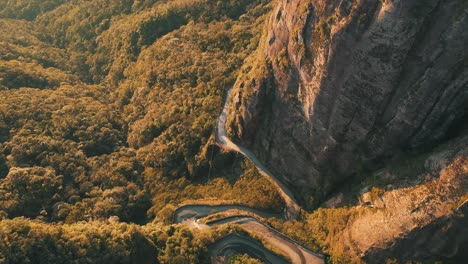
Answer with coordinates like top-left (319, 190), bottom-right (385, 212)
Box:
top-left (226, 0), bottom-right (468, 204)
top-left (352, 140), bottom-right (468, 263)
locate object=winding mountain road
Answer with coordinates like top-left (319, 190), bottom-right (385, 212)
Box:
top-left (216, 88), bottom-right (301, 219)
top-left (174, 87), bottom-right (324, 264)
top-left (206, 216), bottom-right (323, 264)
top-left (173, 204), bottom-right (284, 224)
top-left (175, 210), bottom-right (324, 264)
top-left (208, 234), bottom-right (289, 264)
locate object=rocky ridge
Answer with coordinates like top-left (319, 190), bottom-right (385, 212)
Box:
top-left (227, 0), bottom-right (467, 204)
top-left (352, 138), bottom-right (468, 262)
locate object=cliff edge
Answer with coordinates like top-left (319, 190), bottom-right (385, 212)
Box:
top-left (226, 0), bottom-right (468, 203)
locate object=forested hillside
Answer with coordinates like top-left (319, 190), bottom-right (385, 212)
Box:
top-left (1, 1), bottom-right (466, 263)
top-left (0, 1), bottom-right (282, 262)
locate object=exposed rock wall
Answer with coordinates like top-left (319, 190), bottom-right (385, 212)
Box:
top-left (226, 0), bottom-right (468, 202)
top-left (354, 141), bottom-right (468, 262)
top-left (363, 203), bottom-right (468, 263)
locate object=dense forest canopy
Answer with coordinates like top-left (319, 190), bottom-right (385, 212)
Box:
top-left (0, 0), bottom-right (275, 221)
top-left (0, 1), bottom-right (283, 262)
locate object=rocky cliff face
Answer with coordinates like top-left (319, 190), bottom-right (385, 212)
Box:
top-left (226, 0), bottom-right (468, 203)
top-left (348, 137), bottom-right (468, 262)
top-left (364, 202), bottom-right (468, 263)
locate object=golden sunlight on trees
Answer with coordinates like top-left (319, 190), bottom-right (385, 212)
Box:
top-left (0, 1), bottom-right (280, 263)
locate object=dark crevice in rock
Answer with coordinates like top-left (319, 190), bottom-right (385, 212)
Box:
top-left (302, 4), bottom-right (315, 63)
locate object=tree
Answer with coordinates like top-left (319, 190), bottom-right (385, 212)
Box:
top-left (0, 167), bottom-right (63, 218)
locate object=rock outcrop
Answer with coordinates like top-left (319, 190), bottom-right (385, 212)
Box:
top-left (226, 0), bottom-right (468, 203)
top-left (364, 202), bottom-right (468, 263)
top-left (350, 137), bottom-right (468, 262)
